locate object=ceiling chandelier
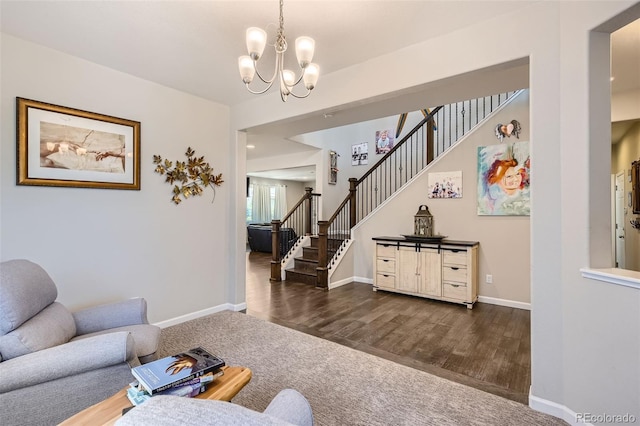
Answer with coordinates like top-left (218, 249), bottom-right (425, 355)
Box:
top-left (238, 0), bottom-right (319, 102)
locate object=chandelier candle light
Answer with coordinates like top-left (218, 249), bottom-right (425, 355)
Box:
top-left (238, 0), bottom-right (319, 101)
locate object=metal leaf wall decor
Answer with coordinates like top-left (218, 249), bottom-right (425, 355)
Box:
top-left (153, 147), bottom-right (223, 205)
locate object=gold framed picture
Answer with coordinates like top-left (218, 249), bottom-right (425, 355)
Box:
top-left (16, 97), bottom-right (141, 190)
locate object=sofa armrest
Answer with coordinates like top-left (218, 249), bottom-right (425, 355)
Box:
top-left (264, 389), bottom-right (314, 426)
top-left (0, 331), bottom-right (136, 393)
top-left (73, 297), bottom-right (149, 335)
top-left (116, 395), bottom-right (304, 426)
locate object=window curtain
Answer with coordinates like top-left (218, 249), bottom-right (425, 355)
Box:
top-left (273, 185), bottom-right (287, 219)
top-left (251, 184), bottom-right (271, 224)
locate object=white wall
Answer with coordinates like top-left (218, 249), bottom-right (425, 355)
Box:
top-left (231, 1), bottom-right (640, 421)
top-left (351, 91), bottom-right (531, 303)
top-left (0, 34), bottom-right (232, 322)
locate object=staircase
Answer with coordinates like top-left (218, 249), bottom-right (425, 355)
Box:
top-left (285, 235), bottom-right (345, 286)
top-left (284, 237), bottom-right (334, 285)
top-left (272, 91), bottom-right (521, 288)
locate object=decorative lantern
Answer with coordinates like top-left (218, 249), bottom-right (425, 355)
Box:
top-left (414, 205), bottom-right (434, 237)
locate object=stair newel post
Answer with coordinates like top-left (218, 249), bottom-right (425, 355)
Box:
top-left (270, 220), bottom-right (282, 282)
top-left (348, 178), bottom-right (358, 229)
top-left (304, 187), bottom-right (313, 236)
top-left (426, 119), bottom-right (434, 164)
top-left (316, 220), bottom-right (329, 289)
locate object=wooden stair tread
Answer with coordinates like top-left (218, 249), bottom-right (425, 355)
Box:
top-left (302, 247), bottom-right (336, 253)
top-left (286, 268), bottom-right (316, 277)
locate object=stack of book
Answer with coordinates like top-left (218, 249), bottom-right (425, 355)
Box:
top-left (127, 347), bottom-right (225, 406)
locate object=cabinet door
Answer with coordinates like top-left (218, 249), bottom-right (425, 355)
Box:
top-left (419, 248), bottom-right (442, 296)
top-left (397, 246), bottom-right (419, 293)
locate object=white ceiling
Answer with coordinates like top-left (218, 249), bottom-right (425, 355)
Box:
top-left (1, 2), bottom-right (638, 176)
top-left (1, 0), bottom-right (539, 107)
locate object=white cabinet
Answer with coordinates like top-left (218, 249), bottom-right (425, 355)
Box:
top-left (396, 246), bottom-right (442, 296)
top-left (396, 246), bottom-right (419, 293)
top-left (374, 243), bottom-right (397, 290)
top-left (373, 238), bottom-right (479, 309)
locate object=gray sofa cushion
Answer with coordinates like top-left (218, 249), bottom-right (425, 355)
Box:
top-left (0, 259), bottom-right (58, 334)
top-left (0, 302), bottom-right (76, 360)
top-left (0, 331), bottom-right (137, 393)
top-left (73, 298), bottom-right (149, 335)
top-left (0, 362), bottom-right (133, 426)
top-left (71, 323), bottom-right (160, 359)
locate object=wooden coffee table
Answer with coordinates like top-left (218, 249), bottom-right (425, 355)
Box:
top-left (60, 366), bottom-right (252, 426)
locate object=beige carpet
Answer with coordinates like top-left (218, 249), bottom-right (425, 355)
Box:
top-left (158, 310), bottom-right (566, 426)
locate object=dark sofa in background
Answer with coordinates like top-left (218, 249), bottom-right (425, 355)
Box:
top-left (247, 224), bottom-right (297, 255)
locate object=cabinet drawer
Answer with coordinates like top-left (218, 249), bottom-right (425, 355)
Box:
top-left (442, 265), bottom-right (467, 283)
top-left (443, 282), bottom-right (467, 301)
top-left (376, 258), bottom-right (395, 273)
top-left (443, 249), bottom-right (467, 266)
top-left (376, 244), bottom-right (397, 258)
top-left (376, 273), bottom-right (395, 289)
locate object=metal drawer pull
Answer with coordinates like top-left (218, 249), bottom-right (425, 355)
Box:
top-left (382, 259), bottom-right (389, 262)
top-left (450, 267), bottom-right (459, 270)
top-left (383, 274), bottom-right (389, 277)
top-left (451, 284), bottom-right (460, 288)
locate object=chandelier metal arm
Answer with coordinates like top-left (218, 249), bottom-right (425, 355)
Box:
top-left (244, 51), bottom-right (281, 94)
top-left (239, 0), bottom-right (318, 102)
top-left (244, 82), bottom-right (274, 95)
top-left (252, 53), bottom-right (280, 84)
top-left (284, 87), bottom-right (313, 99)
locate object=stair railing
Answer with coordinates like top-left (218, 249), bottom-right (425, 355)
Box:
top-left (315, 91), bottom-right (520, 288)
top-left (313, 107), bottom-right (441, 289)
top-left (356, 107), bottom-right (442, 222)
top-left (270, 187), bottom-right (320, 282)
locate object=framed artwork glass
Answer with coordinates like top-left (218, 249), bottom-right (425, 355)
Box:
top-left (16, 97), bottom-right (141, 190)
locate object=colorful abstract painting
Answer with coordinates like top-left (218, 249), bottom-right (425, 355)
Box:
top-left (477, 141), bottom-right (530, 216)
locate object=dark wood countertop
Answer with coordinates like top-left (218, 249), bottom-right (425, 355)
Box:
top-left (373, 236), bottom-right (479, 247)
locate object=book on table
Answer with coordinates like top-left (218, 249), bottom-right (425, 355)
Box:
top-left (131, 347), bottom-right (225, 395)
top-left (127, 369), bottom-right (224, 406)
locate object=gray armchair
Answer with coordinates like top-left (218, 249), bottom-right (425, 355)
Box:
top-left (0, 259), bottom-right (161, 425)
top-left (116, 389), bottom-right (314, 426)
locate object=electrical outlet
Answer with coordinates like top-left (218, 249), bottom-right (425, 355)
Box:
top-left (485, 274), bottom-right (493, 284)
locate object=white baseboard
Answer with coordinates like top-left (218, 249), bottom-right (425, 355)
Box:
top-left (355, 276), bottom-right (374, 285)
top-left (529, 392), bottom-right (584, 425)
top-left (328, 277), bottom-right (352, 289)
top-left (328, 276), bottom-right (373, 289)
top-left (153, 302), bottom-right (246, 329)
top-left (477, 296), bottom-right (530, 310)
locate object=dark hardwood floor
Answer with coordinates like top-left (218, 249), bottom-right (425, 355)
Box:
top-left (245, 251), bottom-right (531, 404)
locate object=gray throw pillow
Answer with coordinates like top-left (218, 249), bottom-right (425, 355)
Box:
top-left (0, 302), bottom-right (76, 360)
